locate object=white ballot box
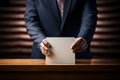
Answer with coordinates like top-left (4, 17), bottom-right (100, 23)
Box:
top-left (46, 37), bottom-right (75, 64)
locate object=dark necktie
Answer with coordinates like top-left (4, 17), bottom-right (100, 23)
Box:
top-left (57, 0), bottom-right (64, 17)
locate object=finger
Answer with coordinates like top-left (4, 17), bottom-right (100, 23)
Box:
top-left (75, 37), bottom-right (88, 50)
top-left (42, 45), bottom-right (52, 55)
top-left (40, 46), bottom-right (46, 55)
top-left (43, 39), bottom-right (50, 47)
top-left (73, 44), bottom-right (88, 53)
top-left (71, 39), bottom-right (85, 51)
top-left (74, 40), bottom-right (84, 49)
top-left (81, 39), bottom-right (88, 50)
top-left (71, 39), bottom-right (81, 49)
top-left (40, 46), bottom-right (46, 54)
top-left (43, 46), bottom-right (52, 55)
top-left (72, 47), bottom-right (82, 53)
top-left (40, 42), bottom-right (48, 51)
top-left (41, 46), bottom-right (50, 56)
top-left (44, 49), bottom-right (52, 56)
top-left (82, 43), bottom-right (88, 50)
top-left (47, 50), bottom-right (52, 56)
top-left (71, 37), bottom-right (88, 53)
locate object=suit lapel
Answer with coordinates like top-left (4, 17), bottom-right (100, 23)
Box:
top-left (49, 0), bottom-right (61, 23)
top-left (61, 0), bottom-right (72, 30)
top-left (48, 0), bottom-right (72, 30)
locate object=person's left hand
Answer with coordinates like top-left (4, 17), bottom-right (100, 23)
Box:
top-left (71, 37), bottom-right (88, 53)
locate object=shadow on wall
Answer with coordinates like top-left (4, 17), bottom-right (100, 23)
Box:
top-left (0, 0), bottom-right (10, 6)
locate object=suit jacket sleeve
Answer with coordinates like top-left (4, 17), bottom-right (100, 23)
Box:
top-left (24, 0), bottom-right (45, 48)
top-left (77, 0), bottom-right (98, 45)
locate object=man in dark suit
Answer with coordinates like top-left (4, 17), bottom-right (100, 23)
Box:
top-left (24, 0), bottom-right (98, 59)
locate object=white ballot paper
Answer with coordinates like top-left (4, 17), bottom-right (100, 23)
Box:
top-left (46, 37), bottom-right (75, 64)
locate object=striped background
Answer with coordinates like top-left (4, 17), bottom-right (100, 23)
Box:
top-left (0, 0), bottom-right (120, 58)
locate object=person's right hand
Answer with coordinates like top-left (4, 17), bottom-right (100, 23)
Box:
top-left (40, 39), bottom-right (52, 56)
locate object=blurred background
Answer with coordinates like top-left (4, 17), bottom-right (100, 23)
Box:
top-left (0, 0), bottom-right (120, 59)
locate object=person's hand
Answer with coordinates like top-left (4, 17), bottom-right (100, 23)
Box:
top-left (71, 37), bottom-right (88, 53)
top-left (40, 39), bottom-right (52, 56)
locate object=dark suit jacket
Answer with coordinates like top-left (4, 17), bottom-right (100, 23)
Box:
top-left (24, 0), bottom-right (98, 59)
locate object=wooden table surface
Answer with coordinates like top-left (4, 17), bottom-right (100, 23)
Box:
top-left (0, 59), bottom-right (120, 80)
top-left (0, 59), bottom-right (120, 72)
